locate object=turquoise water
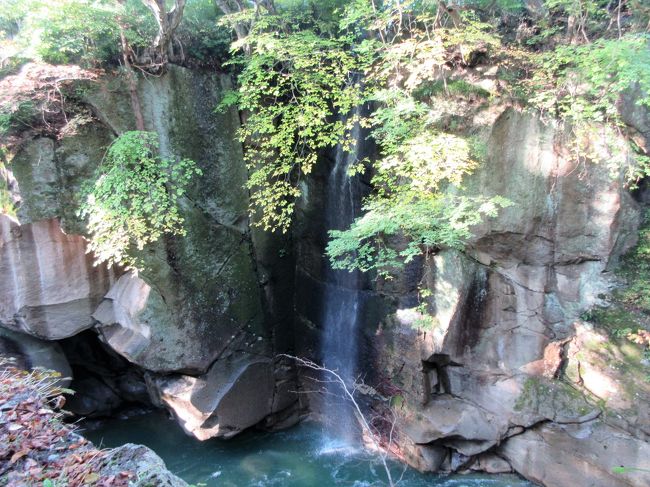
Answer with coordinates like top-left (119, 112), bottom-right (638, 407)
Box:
top-left (83, 411), bottom-right (533, 487)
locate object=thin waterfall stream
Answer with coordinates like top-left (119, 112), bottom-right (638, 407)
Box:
top-left (319, 114), bottom-right (363, 448)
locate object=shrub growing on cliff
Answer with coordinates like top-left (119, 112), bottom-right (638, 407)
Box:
top-left (79, 131), bottom-right (201, 269)
top-left (527, 34), bottom-right (650, 183)
top-left (219, 6), bottom-right (371, 232)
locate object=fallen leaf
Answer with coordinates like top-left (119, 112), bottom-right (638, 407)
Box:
top-left (10, 450), bottom-right (28, 463)
top-left (84, 473), bottom-right (100, 483)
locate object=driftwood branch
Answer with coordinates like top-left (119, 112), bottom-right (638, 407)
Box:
top-left (280, 354), bottom-right (398, 487)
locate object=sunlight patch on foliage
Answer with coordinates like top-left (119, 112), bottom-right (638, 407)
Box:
top-left (526, 34), bottom-right (650, 184)
top-left (220, 10), bottom-right (371, 232)
top-left (79, 131), bottom-right (201, 269)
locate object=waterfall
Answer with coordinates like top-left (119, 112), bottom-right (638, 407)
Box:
top-left (319, 114), bottom-right (363, 449)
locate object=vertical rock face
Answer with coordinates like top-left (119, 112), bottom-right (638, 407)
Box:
top-left (358, 109), bottom-right (649, 486)
top-left (0, 214), bottom-right (116, 339)
top-left (0, 65), bottom-right (298, 439)
top-left (83, 66), bottom-right (267, 376)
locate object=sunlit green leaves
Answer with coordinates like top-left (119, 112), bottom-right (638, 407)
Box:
top-left (530, 34), bottom-right (650, 121)
top-left (327, 194), bottom-right (512, 275)
top-left (527, 34), bottom-right (650, 184)
top-left (226, 10), bottom-right (371, 232)
top-left (79, 131), bottom-right (201, 269)
top-left (228, 0), bottom-right (512, 272)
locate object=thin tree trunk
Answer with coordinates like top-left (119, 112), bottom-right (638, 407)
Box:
top-left (115, 0), bottom-right (145, 130)
top-left (142, 0), bottom-right (186, 63)
top-left (215, 0), bottom-right (249, 40)
top-left (119, 29), bottom-right (145, 131)
top-left (215, 0), bottom-right (276, 41)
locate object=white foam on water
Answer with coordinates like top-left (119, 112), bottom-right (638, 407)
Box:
top-left (316, 436), bottom-right (362, 457)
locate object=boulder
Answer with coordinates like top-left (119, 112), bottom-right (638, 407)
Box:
top-left (500, 421), bottom-right (650, 487)
top-left (403, 397), bottom-right (502, 448)
top-left (401, 442), bottom-right (448, 473)
top-left (0, 215), bottom-right (116, 340)
top-left (2, 65), bottom-right (286, 441)
top-left (471, 453), bottom-right (512, 474)
top-left (0, 326), bottom-right (72, 387)
top-left (103, 444), bottom-right (188, 487)
top-left (93, 272), bottom-right (266, 374)
top-left (147, 357), bottom-right (275, 440)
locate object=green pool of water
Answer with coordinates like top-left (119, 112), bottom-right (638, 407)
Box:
top-left (83, 411), bottom-right (534, 487)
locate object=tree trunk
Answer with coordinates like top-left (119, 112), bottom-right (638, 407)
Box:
top-left (115, 0), bottom-right (145, 130)
top-left (214, 0), bottom-right (249, 40)
top-left (214, 0), bottom-right (276, 41)
top-left (119, 29), bottom-right (145, 131)
top-left (141, 0), bottom-right (186, 63)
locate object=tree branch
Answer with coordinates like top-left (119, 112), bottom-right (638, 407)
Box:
top-left (280, 354), bottom-right (397, 487)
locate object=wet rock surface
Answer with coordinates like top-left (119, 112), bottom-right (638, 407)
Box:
top-left (148, 357), bottom-right (276, 440)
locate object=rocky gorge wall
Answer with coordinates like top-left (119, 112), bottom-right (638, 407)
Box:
top-left (1, 62), bottom-right (650, 487)
top-left (292, 105), bottom-right (650, 486)
top-left (0, 64), bottom-right (300, 441)
top-left (353, 110), bottom-right (650, 486)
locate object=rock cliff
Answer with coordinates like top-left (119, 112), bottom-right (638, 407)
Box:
top-left (0, 64), bottom-right (299, 441)
top-left (350, 109), bottom-right (650, 486)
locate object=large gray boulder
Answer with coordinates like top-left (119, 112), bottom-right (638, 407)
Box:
top-left (92, 271), bottom-right (267, 374)
top-left (148, 357), bottom-right (276, 440)
top-left (0, 64), bottom-right (295, 435)
top-left (0, 214), bottom-right (116, 339)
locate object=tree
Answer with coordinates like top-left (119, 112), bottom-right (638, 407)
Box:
top-left (214, 0), bottom-right (275, 41)
top-left (141, 0), bottom-right (186, 64)
top-left (219, 4), bottom-right (369, 232)
top-left (214, 0), bottom-right (249, 40)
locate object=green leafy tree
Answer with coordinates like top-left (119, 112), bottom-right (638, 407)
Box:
top-left (79, 131), bottom-right (201, 269)
top-left (220, 6), bottom-right (372, 232)
top-left (527, 33), bottom-right (650, 183)
top-left (222, 0), bottom-right (512, 272)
